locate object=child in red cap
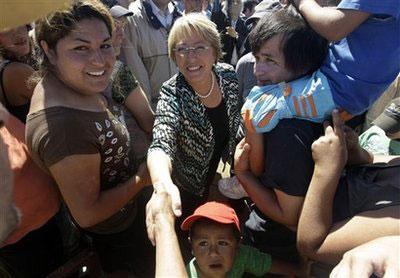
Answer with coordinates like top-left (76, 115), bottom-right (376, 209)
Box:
top-left (181, 201), bottom-right (298, 277)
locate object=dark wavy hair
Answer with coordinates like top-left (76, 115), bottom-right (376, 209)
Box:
top-left (249, 6), bottom-right (328, 77)
top-left (33, 0), bottom-right (113, 79)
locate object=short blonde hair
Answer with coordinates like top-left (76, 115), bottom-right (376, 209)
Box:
top-left (168, 13), bottom-right (222, 63)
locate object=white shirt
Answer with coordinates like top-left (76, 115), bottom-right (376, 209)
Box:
top-left (149, 0), bottom-right (174, 29)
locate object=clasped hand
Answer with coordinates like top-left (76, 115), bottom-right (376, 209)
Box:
top-left (146, 181), bottom-right (181, 246)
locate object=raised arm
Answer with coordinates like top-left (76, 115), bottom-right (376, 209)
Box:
top-left (146, 184), bottom-right (187, 277)
top-left (297, 111), bottom-right (347, 260)
top-left (292, 0), bottom-right (370, 41)
top-left (50, 153), bottom-right (150, 228)
top-left (297, 111), bottom-right (400, 264)
top-left (146, 84), bottom-right (183, 241)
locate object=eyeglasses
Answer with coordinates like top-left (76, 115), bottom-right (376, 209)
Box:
top-left (173, 45), bottom-right (211, 56)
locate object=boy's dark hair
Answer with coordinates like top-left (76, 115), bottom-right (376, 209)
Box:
top-left (249, 6), bottom-right (328, 76)
top-left (189, 218), bottom-right (241, 242)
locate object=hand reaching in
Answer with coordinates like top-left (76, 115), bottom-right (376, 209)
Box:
top-left (146, 181), bottom-right (181, 246)
top-left (311, 110), bottom-right (348, 170)
top-left (330, 236), bottom-right (400, 278)
top-left (234, 138), bottom-right (251, 174)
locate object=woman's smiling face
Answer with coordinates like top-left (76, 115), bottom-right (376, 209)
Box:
top-left (174, 31), bottom-right (216, 89)
top-left (44, 18), bottom-right (116, 95)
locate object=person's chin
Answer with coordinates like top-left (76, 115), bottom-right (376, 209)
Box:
top-left (183, 67), bottom-right (206, 83)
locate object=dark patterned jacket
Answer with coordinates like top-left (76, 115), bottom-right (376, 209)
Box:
top-left (148, 63), bottom-right (242, 196)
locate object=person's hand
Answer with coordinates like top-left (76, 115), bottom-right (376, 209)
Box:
top-left (342, 125), bottom-right (359, 153)
top-left (234, 138), bottom-right (251, 174)
top-left (146, 181), bottom-right (181, 245)
top-left (225, 26), bottom-right (238, 39)
top-left (145, 183), bottom-right (176, 246)
top-left (311, 110), bottom-right (347, 170)
top-left (330, 236), bottom-right (400, 278)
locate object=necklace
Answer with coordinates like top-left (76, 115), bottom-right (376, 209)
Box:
top-left (194, 73), bottom-right (214, 99)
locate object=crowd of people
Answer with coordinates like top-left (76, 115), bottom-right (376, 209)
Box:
top-left (0, 0), bottom-right (399, 277)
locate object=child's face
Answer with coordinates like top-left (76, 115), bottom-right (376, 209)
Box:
top-left (253, 34), bottom-right (298, 86)
top-left (191, 221), bottom-right (239, 278)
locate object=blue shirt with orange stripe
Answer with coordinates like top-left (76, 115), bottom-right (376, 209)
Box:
top-left (242, 70), bottom-right (335, 133)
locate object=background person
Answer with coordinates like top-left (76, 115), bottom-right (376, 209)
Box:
top-left (359, 98), bottom-right (400, 156)
top-left (102, 0), bottom-right (155, 160)
top-left (242, 0), bottom-right (258, 18)
top-left (0, 25), bottom-right (36, 123)
top-left (211, 0), bottom-right (249, 66)
top-left (120, 0), bottom-right (181, 109)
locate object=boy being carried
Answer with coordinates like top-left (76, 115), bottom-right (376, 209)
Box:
top-left (219, 1), bottom-right (400, 198)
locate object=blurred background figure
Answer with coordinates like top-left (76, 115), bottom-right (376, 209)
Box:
top-left (359, 97), bottom-right (400, 155)
top-left (120, 0), bottom-right (181, 109)
top-left (0, 25), bottom-right (35, 123)
top-left (242, 0), bottom-right (258, 18)
top-left (211, 0), bottom-right (249, 66)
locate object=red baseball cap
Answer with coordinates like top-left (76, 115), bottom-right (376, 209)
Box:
top-left (180, 202), bottom-right (240, 232)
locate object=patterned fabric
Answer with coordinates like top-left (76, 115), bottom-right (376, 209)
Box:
top-left (149, 63), bottom-right (242, 196)
top-left (242, 70), bottom-right (335, 133)
top-left (26, 100), bottom-right (138, 234)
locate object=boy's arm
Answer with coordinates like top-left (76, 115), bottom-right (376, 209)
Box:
top-left (297, 111), bottom-right (347, 261)
top-left (245, 132), bottom-right (264, 177)
top-left (234, 139), bottom-right (304, 228)
top-left (292, 0), bottom-right (370, 41)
